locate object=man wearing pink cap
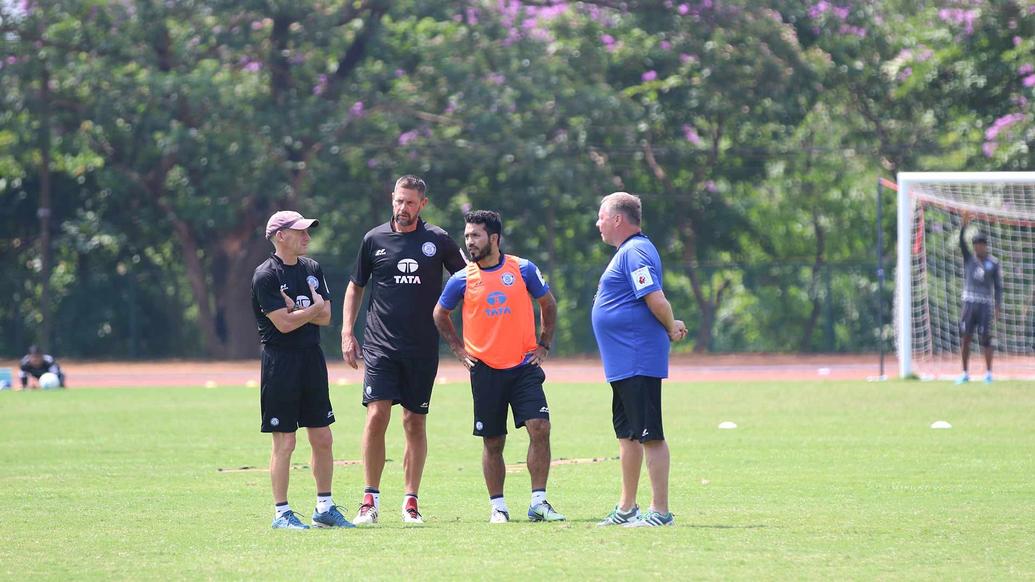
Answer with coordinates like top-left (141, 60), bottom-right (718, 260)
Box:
top-left (251, 210), bottom-right (354, 529)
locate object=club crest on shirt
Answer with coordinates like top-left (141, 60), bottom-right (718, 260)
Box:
top-left (631, 266), bottom-right (654, 291)
top-left (422, 242), bottom-right (437, 257)
top-left (306, 275), bottom-right (319, 289)
top-left (502, 272), bottom-right (515, 286)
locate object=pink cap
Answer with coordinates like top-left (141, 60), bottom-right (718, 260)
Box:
top-left (265, 211), bottom-right (319, 239)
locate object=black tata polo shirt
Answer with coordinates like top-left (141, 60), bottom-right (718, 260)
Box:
top-left (351, 218), bottom-right (466, 358)
top-left (251, 254), bottom-right (331, 347)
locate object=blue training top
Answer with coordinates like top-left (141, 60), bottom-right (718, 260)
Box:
top-left (591, 233), bottom-right (670, 382)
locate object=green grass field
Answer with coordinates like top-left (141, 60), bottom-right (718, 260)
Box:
top-left (2, 379), bottom-right (1033, 580)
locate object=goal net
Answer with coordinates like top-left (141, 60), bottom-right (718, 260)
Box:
top-left (896, 172), bottom-right (1035, 380)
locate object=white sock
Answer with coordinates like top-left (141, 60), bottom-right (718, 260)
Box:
top-left (363, 488), bottom-right (380, 510)
top-left (275, 503), bottom-right (292, 518)
top-left (490, 496), bottom-right (509, 513)
top-left (316, 494), bottom-right (334, 514)
top-left (531, 489), bottom-right (547, 508)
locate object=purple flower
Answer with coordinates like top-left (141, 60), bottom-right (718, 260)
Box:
top-left (704, 180), bottom-right (717, 193)
top-left (677, 4), bottom-right (689, 15)
top-left (660, 40), bottom-right (672, 51)
top-left (488, 72), bottom-right (506, 85)
top-left (367, 158), bottom-right (379, 168)
top-left (465, 6), bottom-right (479, 25)
top-left (682, 124), bottom-right (701, 145)
top-left (313, 74), bottom-right (328, 96)
top-left (982, 142), bottom-right (997, 157)
top-left (1020, 64), bottom-right (1034, 76)
top-left (251, 20), bottom-right (264, 31)
top-left (938, 8), bottom-right (978, 35)
top-left (808, 1), bottom-right (829, 19)
top-left (1014, 36), bottom-right (1023, 47)
top-left (349, 101), bottom-right (364, 118)
top-left (832, 6), bottom-right (850, 20)
top-left (641, 70), bottom-right (658, 82)
top-left (985, 113), bottom-right (1025, 141)
top-left (1024, 75), bottom-right (1035, 88)
top-left (243, 61), bottom-right (262, 73)
top-left (680, 53), bottom-right (697, 65)
top-left (897, 67), bottom-right (912, 82)
top-left (398, 130), bottom-right (419, 146)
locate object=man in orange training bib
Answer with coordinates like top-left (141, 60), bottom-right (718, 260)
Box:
top-left (433, 210), bottom-right (565, 524)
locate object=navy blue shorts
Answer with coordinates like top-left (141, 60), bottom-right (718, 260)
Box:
top-left (260, 345), bottom-right (334, 433)
top-left (960, 301), bottom-right (993, 346)
top-left (470, 362), bottom-right (549, 438)
top-left (362, 351), bottom-right (439, 414)
top-left (611, 375), bottom-right (664, 443)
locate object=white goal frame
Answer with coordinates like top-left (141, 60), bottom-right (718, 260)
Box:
top-left (896, 171), bottom-right (1035, 378)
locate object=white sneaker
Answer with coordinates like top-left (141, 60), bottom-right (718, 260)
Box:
top-left (489, 508), bottom-right (510, 523)
top-left (353, 503), bottom-right (378, 525)
top-left (402, 506), bottom-right (424, 524)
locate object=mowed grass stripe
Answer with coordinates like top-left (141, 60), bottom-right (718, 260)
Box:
top-left (1, 381), bottom-right (1032, 580)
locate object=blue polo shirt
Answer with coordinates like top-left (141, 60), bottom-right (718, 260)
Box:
top-left (591, 233), bottom-right (669, 382)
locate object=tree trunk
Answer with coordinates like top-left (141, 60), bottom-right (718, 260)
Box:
top-left (38, 65), bottom-right (54, 351)
top-left (216, 224), bottom-right (275, 359)
top-left (800, 208), bottom-right (826, 351)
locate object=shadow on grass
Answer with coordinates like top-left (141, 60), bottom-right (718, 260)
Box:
top-left (562, 518), bottom-right (771, 529)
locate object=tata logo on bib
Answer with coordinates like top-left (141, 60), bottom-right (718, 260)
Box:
top-left (484, 291), bottom-right (511, 317)
top-left (395, 258), bottom-right (421, 284)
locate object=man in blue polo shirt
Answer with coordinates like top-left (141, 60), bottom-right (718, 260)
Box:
top-left (591, 192), bottom-right (688, 528)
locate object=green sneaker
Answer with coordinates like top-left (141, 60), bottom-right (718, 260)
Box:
top-left (597, 504), bottom-right (641, 526)
top-left (528, 500), bottom-right (565, 522)
top-left (624, 510), bottom-right (674, 527)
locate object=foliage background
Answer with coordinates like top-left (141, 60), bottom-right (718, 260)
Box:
top-left (2, 0), bottom-right (1032, 358)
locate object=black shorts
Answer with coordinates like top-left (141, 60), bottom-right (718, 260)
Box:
top-left (260, 344), bottom-right (334, 433)
top-left (363, 351), bottom-right (439, 414)
top-left (470, 362), bottom-right (549, 438)
top-left (960, 301), bottom-right (994, 342)
top-left (611, 375), bottom-right (664, 443)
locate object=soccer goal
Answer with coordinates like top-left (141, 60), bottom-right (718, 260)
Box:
top-left (896, 172), bottom-right (1035, 379)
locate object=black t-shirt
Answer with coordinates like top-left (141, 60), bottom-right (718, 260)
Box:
top-left (351, 219), bottom-right (466, 357)
top-left (19, 354), bottom-right (59, 378)
top-left (252, 254), bottom-right (332, 348)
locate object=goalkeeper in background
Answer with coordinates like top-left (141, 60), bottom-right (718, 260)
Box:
top-left (957, 212), bottom-right (1004, 384)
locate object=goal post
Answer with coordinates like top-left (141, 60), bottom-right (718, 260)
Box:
top-left (896, 172), bottom-right (1035, 379)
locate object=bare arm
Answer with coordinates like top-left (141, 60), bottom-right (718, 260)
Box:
top-left (433, 304), bottom-right (477, 369)
top-left (310, 299), bottom-right (332, 326)
top-left (528, 291), bottom-right (557, 367)
top-left (644, 289), bottom-right (688, 342)
top-left (267, 280), bottom-right (326, 333)
top-left (994, 262), bottom-right (1004, 317)
top-left (340, 282), bottom-right (366, 368)
top-left (960, 212), bottom-right (972, 260)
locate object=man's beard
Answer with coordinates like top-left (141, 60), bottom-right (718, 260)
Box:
top-left (395, 212), bottom-right (415, 226)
